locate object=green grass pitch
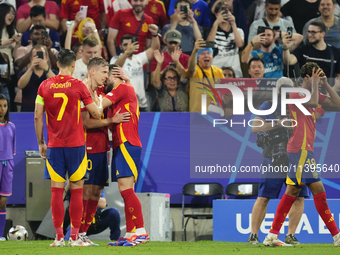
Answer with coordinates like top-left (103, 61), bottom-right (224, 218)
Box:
top-left (0, 241), bottom-right (338, 255)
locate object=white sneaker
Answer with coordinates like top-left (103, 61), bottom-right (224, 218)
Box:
top-left (50, 237), bottom-right (65, 247)
top-left (263, 235), bottom-right (293, 247)
top-left (68, 237), bottom-right (90, 247)
top-left (81, 234), bottom-right (99, 246)
top-left (333, 232), bottom-right (340, 246)
top-left (0, 237), bottom-right (7, 241)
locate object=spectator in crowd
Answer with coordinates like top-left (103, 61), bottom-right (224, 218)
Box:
top-left (153, 49), bottom-right (189, 112)
top-left (303, 0), bottom-right (340, 48)
top-left (72, 36), bottom-right (100, 81)
top-left (168, 0), bottom-right (211, 31)
top-left (0, 3), bottom-right (21, 110)
top-left (162, 0), bottom-right (203, 56)
top-left (110, 24), bottom-right (160, 111)
top-left (208, 2), bottom-right (244, 78)
top-left (187, 39), bottom-right (224, 112)
top-left (16, 0), bottom-right (59, 33)
top-left (64, 16), bottom-right (106, 60)
top-left (286, 21), bottom-right (340, 78)
top-left (248, 56), bottom-right (266, 78)
top-left (21, 6), bottom-right (61, 51)
top-left (17, 45), bottom-right (57, 112)
top-left (210, 0), bottom-right (250, 43)
top-left (150, 30), bottom-right (190, 81)
top-left (59, 0), bottom-right (106, 32)
top-left (107, 0), bottom-right (154, 57)
top-left (242, 27), bottom-right (301, 78)
top-left (248, 0), bottom-right (296, 46)
top-left (145, 0), bottom-right (168, 30)
top-left (222, 66), bottom-right (236, 78)
top-left (72, 43), bottom-right (83, 60)
top-left (15, 25), bottom-right (58, 71)
top-left (280, 0), bottom-right (321, 34)
top-left (0, 52), bottom-right (10, 101)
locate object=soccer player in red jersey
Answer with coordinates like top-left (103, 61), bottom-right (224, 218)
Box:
top-left (99, 65), bottom-right (148, 246)
top-left (263, 62), bottom-right (340, 247)
top-left (34, 49), bottom-right (103, 247)
top-left (79, 58), bottom-right (130, 246)
top-left (107, 0), bottom-right (154, 57)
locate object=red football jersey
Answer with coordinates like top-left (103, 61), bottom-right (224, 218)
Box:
top-left (109, 9), bottom-right (154, 54)
top-left (144, 0), bottom-right (168, 29)
top-left (37, 75), bottom-right (93, 148)
top-left (82, 86), bottom-right (110, 153)
top-left (59, 0), bottom-right (105, 29)
top-left (287, 92), bottom-right (327, 153)
top-left (105, 83), bottom-right (142, 149)
top-left (150, 51), bottom-right (190, 72)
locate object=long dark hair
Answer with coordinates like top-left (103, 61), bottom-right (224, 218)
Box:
top-left (0, 3), bottom-right (16, 39)
top-left (0, 93), bottom-right (10, 122)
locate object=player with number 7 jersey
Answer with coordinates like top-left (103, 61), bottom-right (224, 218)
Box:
top-left (37, 75), bottom-right (94, 147)
top-left (35, 49), bottom-right (102, 247)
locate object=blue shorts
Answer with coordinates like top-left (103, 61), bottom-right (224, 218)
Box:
top-left (111, 142), bottom-right (141, 183)
top-left (287, 150), bottom-right (321, 186)
top-left (84, 152), bottom-right (109, 186)
top-left (44, 146), bottom-right (87, 182)
top-left (259, 158), bottom-right (309, 198)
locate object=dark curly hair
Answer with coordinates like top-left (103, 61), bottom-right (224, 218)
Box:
top-left (300, 62), bottom-right (325, 78)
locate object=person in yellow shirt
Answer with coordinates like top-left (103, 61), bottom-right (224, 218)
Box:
top-left (187, 39), bottom-right (224, 112)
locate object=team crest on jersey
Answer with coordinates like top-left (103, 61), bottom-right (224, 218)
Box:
top-left (142, 23), bottom-right (148, 32)
top-left (73, 0), bottom-right (79, 5)
top-left (151, 4), bottom-right (158, 14)
top-left (91, 0), bottom-right (97, 5)
top-left (126, 22), bottom-right (131, 27)
top-left (273, 54), bottom-right (278, 59)
top-left (194, 8), bottom-right (201, 17)
top-left (258, 53), bottom-right (263, 58)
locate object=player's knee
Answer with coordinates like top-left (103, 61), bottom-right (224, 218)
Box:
top-left (257, 196), bottom-right (270, 206)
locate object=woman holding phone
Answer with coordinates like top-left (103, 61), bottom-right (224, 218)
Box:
top-left (0, 3), bottom-right (21, 111)
top-left (17, 45), bottom-right (57, 112)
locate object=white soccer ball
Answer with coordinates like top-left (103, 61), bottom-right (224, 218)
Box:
top-left (7, 225), bottom-right (28, 241)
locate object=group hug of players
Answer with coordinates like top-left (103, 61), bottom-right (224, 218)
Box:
top-left (34, 49), bottom-right (148, 247)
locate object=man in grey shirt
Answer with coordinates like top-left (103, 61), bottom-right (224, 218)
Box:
top-left (248, 0), bottom-right (297, 48)
top-left (303, 0), bottom-right (340, 48)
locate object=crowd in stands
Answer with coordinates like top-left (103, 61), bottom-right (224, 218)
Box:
top-left (1, 0), bottom-right (340, 113)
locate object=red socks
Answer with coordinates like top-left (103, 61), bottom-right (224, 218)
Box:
top-left (314, 192), bottom-right (340, 237)
top-left (83, 199), bottom-right (99, 233)
top-left (51, 187), bottom-right (64, 240)
top-left (69, 188), bottom-right (83, 240)
top-left (79, 199), bottom-right (88, 233)
top-left (269, 194), bottom-right (297, 235)
top-left (121, 188), bottom-right (144, 231)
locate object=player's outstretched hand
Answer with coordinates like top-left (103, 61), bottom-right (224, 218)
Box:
top-left (111, 108), bottom-right (131, 123)
top-left (39, 143), bottom-right (47, 159)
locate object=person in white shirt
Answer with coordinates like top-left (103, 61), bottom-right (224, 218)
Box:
top-left (72, 36), bottom-right (100, 81)
top-left (207, 2), bottom-right (244, 77)
top-left (110, 24), bottom-right (160, 111)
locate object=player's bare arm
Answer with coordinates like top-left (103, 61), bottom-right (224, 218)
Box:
top-left (320, 78), bottom-right (340, 108)
top-left (81, 109), bottom-right (130, 129)
top-left (34, 102), bottom-right (47, 159)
